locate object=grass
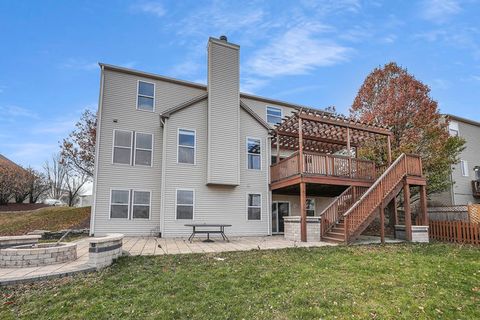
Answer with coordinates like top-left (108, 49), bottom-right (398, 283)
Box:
top-left (1, 243), bottom-right (479, 319)
top-left (0, 206), bottom-right (90, 236)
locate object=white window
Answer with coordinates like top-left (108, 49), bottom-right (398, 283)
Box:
top-left (137, 81), bottom-right (155, 111)
top-left (448, 121), bottom-right (459, 136)
top-left (132, 190), bottom-right (150, 219)
top-left (110, 190), bottom-right (130, 219)
top-left (461, 160), bottom-right (469, 177)
top-left (266, 106), bottom-right (282, 125)
top-left (113, 130), bottom-right (133, 165)
top-left (306, 198), bottom-right (315, 216)
top-left (176, 189), bottom-right (194, 219)
top-left (134, 133), bottom-right (153, 166)
top-left (178, 129), bottom-right (195, 164)
top-left (247, 138), bottom-right (261, 170)
top-left (247, 193), bottom-right (261, 220)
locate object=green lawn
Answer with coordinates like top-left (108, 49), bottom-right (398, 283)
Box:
top-left (1, 243), bottom-right (479, 319)
top-left (0, 206), bottom-right (90, 236)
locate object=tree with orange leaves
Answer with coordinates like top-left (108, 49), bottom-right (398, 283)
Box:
top-left (351, 62), bottom-right (465, 195)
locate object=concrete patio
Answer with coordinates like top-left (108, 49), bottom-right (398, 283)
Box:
top-left (0, 235), bottom-right (334, 285)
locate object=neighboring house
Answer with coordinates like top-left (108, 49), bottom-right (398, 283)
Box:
top-left (0, 154), bottom-right (29, 204)
top-left (77, 194), bottom-right (93, 207)
top-left (431, 114), bottom-right (480, 206)
top-left (91, 36), bottom-right (427, 243)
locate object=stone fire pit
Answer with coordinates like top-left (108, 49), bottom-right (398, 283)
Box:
top-left (0, 242), bottom-right (77, 268)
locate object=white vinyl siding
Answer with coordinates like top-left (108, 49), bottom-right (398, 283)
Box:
top-left (137, 81), bottom-right (155, 111)
top-left (178, 129), bottom-right (196, 164)
top-left (176, 189), bottom-right (194, 220)
top-left (113, 130), bottom-right (133, 165)
top-left (247, 137), bottom-right (261, 170)
top-left (110, 189), bottom-right (130, 219)
top-left (132, 190), bottom-right (151, 219)
top-left (247, 193), bottom-right (262, 220)
top-left (134, 132), bottom-right (153, 166)
top-left (461, 160), bottom-right (469, 177)
top-left (448, 121), bottom-right (459, 137)
top-left (266, 106), bottom-right (282, 125)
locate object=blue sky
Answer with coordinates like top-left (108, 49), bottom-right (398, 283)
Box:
top-left (1, 0), bottom-right (479, 169)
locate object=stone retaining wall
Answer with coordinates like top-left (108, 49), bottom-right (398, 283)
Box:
top-left (0, 243), bottom-right (77, 267)
top-left (0, 235), bottom-right (41, 249)
top-left (284, 216), bottom-right (321, 242)
top-left (88, 233), bottom-right (124, 270)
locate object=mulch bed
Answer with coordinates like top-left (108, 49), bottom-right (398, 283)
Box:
top-left (0, 203), bottom-right (50, 212)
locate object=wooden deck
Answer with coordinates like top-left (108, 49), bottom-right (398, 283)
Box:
top-left (270, 151), bottom-right (378, 189)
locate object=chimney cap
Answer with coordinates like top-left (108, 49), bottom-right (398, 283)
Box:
top-left (219, 35), bottom-right (228, 42)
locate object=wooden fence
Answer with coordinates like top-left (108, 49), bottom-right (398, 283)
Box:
top-left (428, 220), bottom-right (480, 245)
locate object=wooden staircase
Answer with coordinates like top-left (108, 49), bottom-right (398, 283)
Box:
top-left (320, 154), bottom-right (423, 244)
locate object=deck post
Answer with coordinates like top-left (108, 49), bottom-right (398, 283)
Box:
top-left (403, 182), bottom-right (412, 241)
top-left (420, 185), bottom-right (428, 225)
top-left (276, 133), bottom-right (280, 163)
top-left (300, 181), bottom-right (307, 242)
top-left (387, 135), bottom-right (392, 164)
top-left (380, 206), bottom-right (385, 244)
top-left (298, 117), bottom-right (304, 174)
top-left (347, 128), bottom-right (352, 177)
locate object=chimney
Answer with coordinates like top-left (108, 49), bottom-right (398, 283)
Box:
top-left (207, 36), bottom-right (240, 186)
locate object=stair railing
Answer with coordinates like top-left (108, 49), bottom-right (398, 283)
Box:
top-left (342, 154), bottom-right (422, 243)
top-left (319, 186), bottom-right (368, 238)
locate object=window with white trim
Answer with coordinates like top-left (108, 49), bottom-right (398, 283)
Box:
top-left (178, 129), bottom-right (195, 164)
top-left (247, 193), bottom-right (261, 220)
top-left (448, 121), bottom-right (459, 137)
top-left (247, 138), bottom-right (261, 170)
top-left (137, 81), bottom-right (155, 111)
top-left (113, 130), bottom-right (133, 165)
top-left (176, 189), bottom-right (194, 219)
top-left (306, 198), bottom-right (315, 216)
top-left (461, 160), bottom-right (469, 177)
top-left (135, 133), bottom-right (153, 166)
top-left (266, 106), bottom-right (282, 125)
top-left (110, 190), bottom-right (130, 218)
top-left (132, 190), bottom-right (150, 219)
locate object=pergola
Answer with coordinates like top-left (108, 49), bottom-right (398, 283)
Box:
top-left (271, 107), bottom-right (394, 242)
top-left (272, 107), bottom-right (393, 162)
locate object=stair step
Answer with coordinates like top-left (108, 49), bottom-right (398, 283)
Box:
top-left (324, 232), bottom-right (345, 240)
top-left (330, 228), bottom-right (345, 233)
top-left (321, 236), bottom-right (345, 243)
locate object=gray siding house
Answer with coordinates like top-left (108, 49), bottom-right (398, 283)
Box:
top-left (431, 114), bottom-right (480, 205)
top-left (90, 36), bottom-right (332, 237)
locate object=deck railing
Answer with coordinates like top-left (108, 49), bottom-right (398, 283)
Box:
top-left (343, 154), bottom-right (423, 242)
top-left (320, 186), bottom-right (369, 237)
top-left (270, 152), bottom-right (378, 183)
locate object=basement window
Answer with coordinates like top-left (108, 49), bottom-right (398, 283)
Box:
top-left (110, 190), bottom-right (130, 219)
top-left (132, 190), bottom-right (150, 219)
top-left (306, 198), bottom-right (315, 216)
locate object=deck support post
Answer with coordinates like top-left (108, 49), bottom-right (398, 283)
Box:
top-left (403, 182), bottom-right (412, 241)
top-left (387, 135), bottom-right (392, 165)
top-left (380, 206), bottom-right (385, 244)
top-left (300, 181), bottom-right (307, 242)
top-left (347, 128), bottom-right (352, 177)
top-left (420, 185), bottom-right (428, 225)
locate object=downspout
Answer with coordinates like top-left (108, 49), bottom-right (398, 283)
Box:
top-left (267, 135), bottom-right (273, 235)
top-left (159, 116), bottom-right (168, 237)
top-left (89, 64), bottom-right (105, 236)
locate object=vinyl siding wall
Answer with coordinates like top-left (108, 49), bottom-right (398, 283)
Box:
top-left (451, 121), bottom-right (480, 205)
top-left (207, 39), bottom-right (240, 185)
top-left (92, 69), bottom-right (205, 236)
top-left (162, 101), bottom-right (269, 237)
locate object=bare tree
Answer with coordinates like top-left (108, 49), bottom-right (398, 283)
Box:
top-left (44, 154), bottom-right (67, 200)
top-left (64, 170), bottom-right (88, 207)
top-left (26, 168), bottom-right (50, 203)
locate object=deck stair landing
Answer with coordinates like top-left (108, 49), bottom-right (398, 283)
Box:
top-left (320, 154), bottom-right (424, 244)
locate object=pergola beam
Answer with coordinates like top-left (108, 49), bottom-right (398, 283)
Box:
top-left (274, 130), bottom-right (359, 148)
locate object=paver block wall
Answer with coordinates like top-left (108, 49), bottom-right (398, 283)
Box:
top-left (395, 225), bottom-right (429, 243)
top-left (284, 217), bottom-right (321, 242)
top-left (0, 243), bottom-right (77, 267)
top-left (0, 235), bottom-right (41, 249)
top-left (88, 234), bottom-right (124, 270)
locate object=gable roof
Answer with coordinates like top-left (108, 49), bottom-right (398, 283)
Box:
top-left (159, 93), bottom-right (270, 130)
top-left (445, 114), bottom-right (480, 128)
top-left (99, 63), bottom-right (321, 111)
